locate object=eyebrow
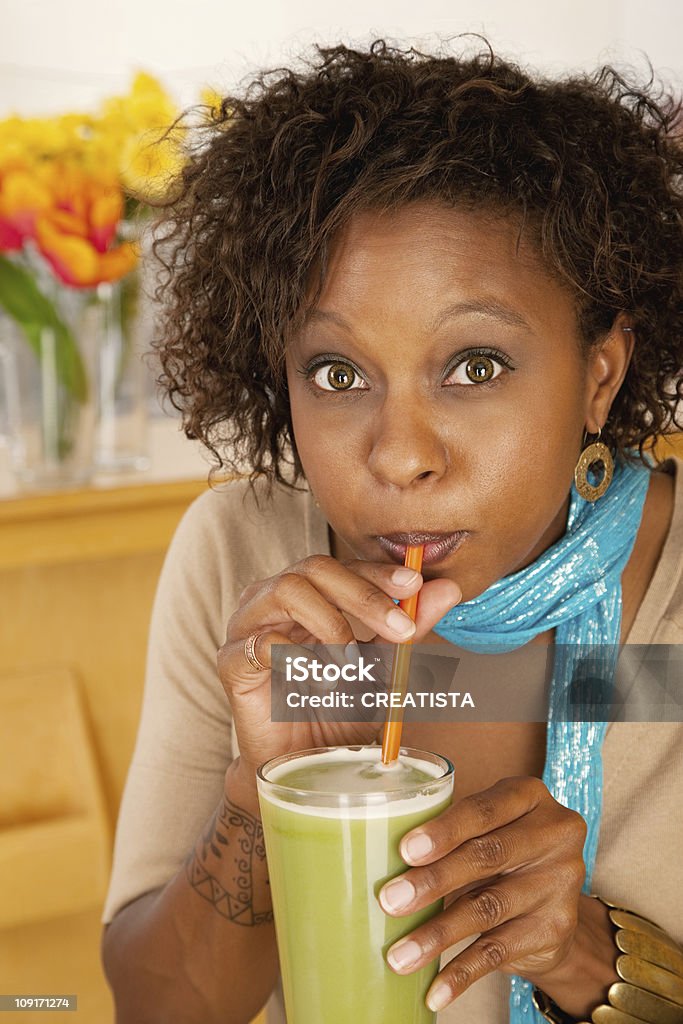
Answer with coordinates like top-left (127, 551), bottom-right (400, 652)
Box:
top-left (302, 309), bottom-right (352, 331)
top-left (303, 299), bottom-right (532, 334)
top-left (432, 299), bottom-right (532, 332)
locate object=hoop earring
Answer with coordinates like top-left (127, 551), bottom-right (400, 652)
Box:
top-left (574, 428), bottom-right (614, 502)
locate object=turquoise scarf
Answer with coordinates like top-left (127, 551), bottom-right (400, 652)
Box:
top-left (431, 459), bottom-right (651, 1022)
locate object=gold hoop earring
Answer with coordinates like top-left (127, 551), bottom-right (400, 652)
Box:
top-left (574, 428), bottom-right (614, 502)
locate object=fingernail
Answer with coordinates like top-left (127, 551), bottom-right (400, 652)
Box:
top-left (402, 832), bottom-right (433, 862)
top-left (387, 939), bottom-right (422, 971)
top-left (379, 878), bottom-right (415, 912)
top-left (392, 567), bottom-right (419, 586)
top-left (386, 607), bottom-right (416, 638)
top-left (427, 981), bottom-right (452, 1012)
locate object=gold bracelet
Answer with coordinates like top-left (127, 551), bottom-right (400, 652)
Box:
top-left (531, 896), bottom-right (683, 1024)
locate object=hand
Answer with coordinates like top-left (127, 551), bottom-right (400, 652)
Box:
top-left (217, 554), bottom-right (461, 781)
top-left (378, 776), bottom-right (588, 1013)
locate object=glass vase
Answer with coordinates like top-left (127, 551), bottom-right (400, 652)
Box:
top-left (93, 272), bottom-right (150, 475)
top-left (0, 294), bottom-right (97, 491)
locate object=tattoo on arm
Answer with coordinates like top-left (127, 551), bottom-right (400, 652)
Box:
top-left (186, 797), bottom-right (274, 926)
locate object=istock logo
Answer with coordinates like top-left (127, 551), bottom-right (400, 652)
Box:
top-left (285, 656), bottom-right (376, 683)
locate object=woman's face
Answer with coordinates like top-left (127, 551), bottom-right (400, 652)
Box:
top-left (285, 202), bottom-right (600, 601)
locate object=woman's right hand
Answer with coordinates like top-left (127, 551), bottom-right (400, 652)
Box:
top-left (217, 554), bottom-right (461, 782)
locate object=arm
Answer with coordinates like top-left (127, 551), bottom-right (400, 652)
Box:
top-left (100, 484), bottom-right (461, 1022)
top-left (102, 759), bottom-right (277, 1024)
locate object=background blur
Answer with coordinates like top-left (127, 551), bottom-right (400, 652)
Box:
top-left (2, 0), bottom-right (682, 117)
top-left (0, 2), bottom-right (681, 1023)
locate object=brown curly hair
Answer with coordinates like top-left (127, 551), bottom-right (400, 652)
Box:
top-left (152, 39), bottom-right (683, 493)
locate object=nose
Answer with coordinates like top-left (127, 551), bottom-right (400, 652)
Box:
top-left (366, 394), bottom-right (449, 489)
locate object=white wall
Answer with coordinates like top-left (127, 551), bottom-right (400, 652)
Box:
top-left (1, 0), bottom-right (681, 117)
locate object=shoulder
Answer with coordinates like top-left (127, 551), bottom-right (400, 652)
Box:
top-left (640, 457), bottom-right (683, 641)
top-left (657, 457), bottom-right (683, 638)
top-left (168, 474), bottom-right (326, 593)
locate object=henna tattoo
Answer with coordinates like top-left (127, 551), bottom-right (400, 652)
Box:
top-left (186, 797), bottom-right (274, 926)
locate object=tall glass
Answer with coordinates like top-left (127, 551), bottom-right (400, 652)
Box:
top-left (257, 745), bottom-right (454, 1024)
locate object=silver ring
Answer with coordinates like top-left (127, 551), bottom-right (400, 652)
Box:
top-left (244, 632), bottom-right (267, 672)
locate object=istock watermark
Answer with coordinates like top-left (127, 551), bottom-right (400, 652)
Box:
top-left (270, 643), bottom-right (683, 724)
top-left (285, 655), bottom-right (377, 683)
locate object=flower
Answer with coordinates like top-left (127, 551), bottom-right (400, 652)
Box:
top-left (0, 71), bottom-right (185, 396)
top-left (35, 164), bottom-right (139, 288)
top-left (99, 72), bottom-right (186, 199)
top-left (0, 165), bottom-right (52, 250)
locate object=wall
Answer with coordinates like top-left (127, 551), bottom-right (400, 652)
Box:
top-left (1, 0), bottom-right (681, 116)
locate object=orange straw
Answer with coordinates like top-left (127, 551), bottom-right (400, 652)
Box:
top-left (380, 544), bottom-right (424, 764)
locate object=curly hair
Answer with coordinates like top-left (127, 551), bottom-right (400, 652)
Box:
top-left (152, 39), bottom-right (683, 493)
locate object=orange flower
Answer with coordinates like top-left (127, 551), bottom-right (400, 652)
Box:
top-left (0, 159), bottom-right (138, 286)
top-left (30, 163), bottom-right (140, 287)
top-left (0, 166), bottom-right (52, 250)
top-left (35, 212), bottom-right (138, 288)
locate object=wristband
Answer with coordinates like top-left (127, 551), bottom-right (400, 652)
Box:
top-left (531, 896), bottom-right (683, 1024)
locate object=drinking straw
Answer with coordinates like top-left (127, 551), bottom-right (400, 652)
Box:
top-left (380, 544), bottom-right (425, 764)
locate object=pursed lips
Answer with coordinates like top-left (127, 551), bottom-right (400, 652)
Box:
top-left (375, 531), bottom-right (469, 566)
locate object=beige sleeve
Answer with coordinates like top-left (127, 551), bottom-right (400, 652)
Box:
top-left (102, 486), bottom-right (245, 924)
top-left (102, 476), bottom-right (319, 924)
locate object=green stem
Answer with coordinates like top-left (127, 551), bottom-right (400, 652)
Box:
top-left (0, 255), bottom-right (88, 402)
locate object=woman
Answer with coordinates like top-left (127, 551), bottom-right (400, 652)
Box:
top-left (102, 41), bottom-right (683, 1024)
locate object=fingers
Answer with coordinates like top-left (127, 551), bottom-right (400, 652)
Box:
top-left (409, 576), bottom-right (464, 638)
top-left (228, 571), bottom-right (361, 649)
top-left (218, 630), bottom-right (315, 694)
top-left (377, 778), bottom-right (587, 1002)
top-left (379, 781), bottom-right (586, 915)
top-left (380, 823), bottom-right (529, 916)
top-left (385, 860), bottom-right (577, 970)
top-left (423, 912), bottom-right (566, 1011)
top-left (384, 874), bottom-right (539, 975)
top-left (398, 776), bottom-right (552, 867)
top-left (228, 554), bottom-right (460, 648)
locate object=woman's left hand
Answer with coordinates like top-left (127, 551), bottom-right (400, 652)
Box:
top-left (378, 776), bottom-right (592, 1013)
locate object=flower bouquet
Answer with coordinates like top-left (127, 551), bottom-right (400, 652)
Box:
top-left (0, 73), bottom-right (184, 487)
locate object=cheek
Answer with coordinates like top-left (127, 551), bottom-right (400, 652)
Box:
top-left (287, 396), bottom-right (363, 488)
top-left (453, 382), bottom-right (584, 570)
top-left (491, 362), bottom-right (585, 464)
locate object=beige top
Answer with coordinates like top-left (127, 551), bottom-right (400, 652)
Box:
top-left (104, 460), bottom-right (683, 1023)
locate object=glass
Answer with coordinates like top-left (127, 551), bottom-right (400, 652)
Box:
top-left (0, 268), bottom-right (150, 490)
top-left (257, 745), bottom-right (454, 1024)
top-left (93, 271), bottom-right (150, 474)
top-left (0, 298), bottom-right (96, 490)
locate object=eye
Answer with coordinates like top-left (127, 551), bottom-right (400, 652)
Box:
top-left (309, 361), bottom-right (368, 392)
top-left (446, 350), bottom-right (510, 386)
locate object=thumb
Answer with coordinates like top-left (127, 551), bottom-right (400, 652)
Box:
top-left (413, 577), bottom-right (461, 639)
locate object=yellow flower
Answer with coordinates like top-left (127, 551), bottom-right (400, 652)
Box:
top-left (200, 86), bottom-right (226, 119)
top-left (119, 126), bottom-right (184, 200)
top-left (0, 70), bottom-right (185, 269)
top-left (97, 72), bottom-right (183, 199)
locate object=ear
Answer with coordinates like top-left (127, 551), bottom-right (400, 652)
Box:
top-left (583, 314), bottom-right (635, 434)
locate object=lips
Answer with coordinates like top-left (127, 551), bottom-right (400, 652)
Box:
top-left (375, 531), bottom-right (468, 566)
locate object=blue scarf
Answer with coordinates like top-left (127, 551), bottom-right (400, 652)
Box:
top-left (431, 459), bottom-right (650, 1023)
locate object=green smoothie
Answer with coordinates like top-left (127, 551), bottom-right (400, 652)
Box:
top-left (257, 746), bottom-right (454, 1024)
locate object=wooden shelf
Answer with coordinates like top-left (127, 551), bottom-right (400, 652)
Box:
top-left (0, 478), bottom-right (209, 569)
